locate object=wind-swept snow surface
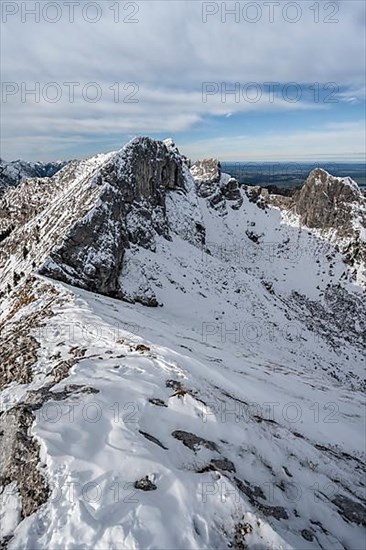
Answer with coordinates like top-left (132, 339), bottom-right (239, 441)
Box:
top-left (1, 273), bottom-right (364, 550)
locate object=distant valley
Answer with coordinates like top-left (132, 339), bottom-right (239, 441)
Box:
top-left (222, 162), bottom-right (366, 190)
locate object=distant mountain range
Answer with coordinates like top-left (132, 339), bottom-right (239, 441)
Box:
top-left (0, 158), bottom-right (68, 195)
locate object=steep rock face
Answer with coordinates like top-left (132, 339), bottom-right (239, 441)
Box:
top-left (292, 169), bottom-right (366, 283)
top-left (0, 153), bottom-right (113, 302)
top-left (0, 138), bottom-right (204, 306)
top-left (295, 169), bottom-right (365, 237)
top-left (40, 138), bottom-right (203, 302)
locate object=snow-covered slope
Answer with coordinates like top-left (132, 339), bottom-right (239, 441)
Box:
top-left (0, 138), bottom-right (365, 550)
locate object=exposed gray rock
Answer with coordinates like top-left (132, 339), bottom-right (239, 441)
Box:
top-left (0, 333), bottom-right (38, 389)
top-left (244, 185), bottom-right (267, 210)
top-left (332, 494), bottom-right (366, 526)
top-left (39, 136), bottom-right (184, 298)
top-left (0, 381), bottom-right (97, 520)
top-left (220, 177), bottom-right (243, 207)
top-left (232, 521), bottom-right (253, 549)
top-left (190, 159), bottom-right (221, 198)
top-left (139, 430), bottom-right (168, 450)
top-left (148, 398), bottom-right (167, 407)
top-left (191, 159), bottom-right (243, 211)
top-left (294, 169), bottom-right (366, 281)
top-left (165, 379), bottom-right (183, 391)
top-left (0, 276), bottom-right (68, 388)
top-left (0, 406), bottom-right (49, 519)
top-left (172, 430), bottom-right (218, 452)
top-left (295, 169), bottom-right (363, 236)
top-left (134, 476), bottom-right (157, 491)
top-left (301, 529), bottom-right (314, 541)
top-left (210, 457), bottom-right (236, 472)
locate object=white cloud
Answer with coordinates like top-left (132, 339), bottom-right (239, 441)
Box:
top-left (0, 0), bottom-right (365, 159)
top-left (182, 122), bottom-right (366, 161)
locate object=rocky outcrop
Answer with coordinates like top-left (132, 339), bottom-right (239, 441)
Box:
top-left (294, 169), bottom-right (365, 237)
top-left (191, 159), bottom-right (221, 197)
top-left (292, 169), bottom-right (366, 284)
top-left (244, 185), bottom-right (269, 210)
top-left (191, 159), bottom-right (243, 211)
top-left (245, 184), bottom-right (298, 211)
top-left (246, 169), bottom-right (366, 286)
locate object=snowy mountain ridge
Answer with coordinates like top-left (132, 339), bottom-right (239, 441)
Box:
top-left (0, 158), bottom-right (67, 195)
top-left (0, 137), bottom-right (365, 550)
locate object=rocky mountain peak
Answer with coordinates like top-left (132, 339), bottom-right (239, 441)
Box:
top-left (95, 136), bottom-right (187, 200)
top-left (267, 168), bottom-right (366, 285)
top-left (0, 137), bottom-right (203, 307)
top-left (295, 168), bottom-right (365, 238)
top-left (302, 167), bottom-right (362, 200)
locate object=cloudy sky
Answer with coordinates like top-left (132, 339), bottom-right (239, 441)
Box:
top-left (1, 0), bottom-right (365, 161)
